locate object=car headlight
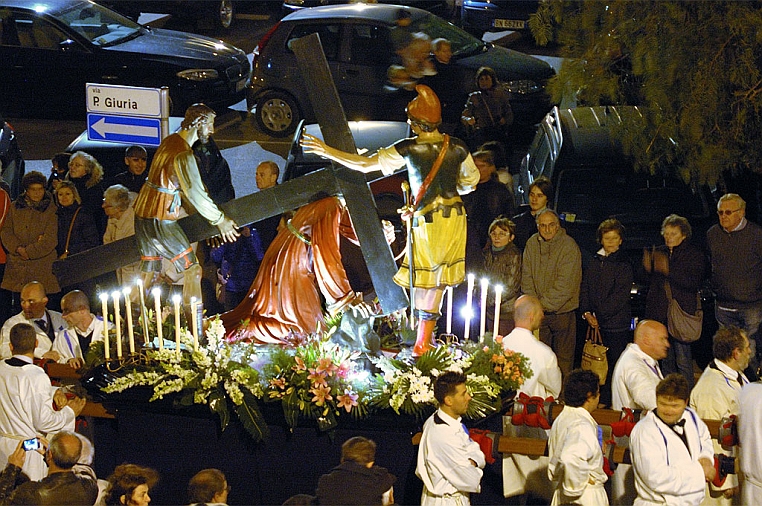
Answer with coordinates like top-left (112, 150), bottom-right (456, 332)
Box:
top-left (505, 79), bottom-right (542, 95)
top-left (177, 69), bottom-right (219, 81)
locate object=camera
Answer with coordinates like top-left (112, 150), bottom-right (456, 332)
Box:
top-left (22, 438), bottom-right (41, 451)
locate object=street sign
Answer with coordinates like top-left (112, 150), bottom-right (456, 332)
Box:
top-left (86, 83), bottom-right (162, 117)
top-left (87, 114), bottom-right (163, 146)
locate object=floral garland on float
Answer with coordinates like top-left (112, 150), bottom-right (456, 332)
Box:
top-left (83, 281), bottom-right (530, 443)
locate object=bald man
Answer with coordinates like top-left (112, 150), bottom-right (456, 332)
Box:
top-left (610, 319), bottom-right (669, 505)
top-left (0, 281), bottom-right (65, 360)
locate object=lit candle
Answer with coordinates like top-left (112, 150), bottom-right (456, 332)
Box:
top-left (493, 285), bottom-right (503, 338)
top-left (173, 294), bottom-right (182, 356)
top-left (479, 278), bottom-right (489, 340)
top-left (445, 286), bottom-right (453, 334)
top-left (100, 293), bottom-right (109, 360)
top-left (137, 278), bottom-right (149, 345)
top-left (464, 273), bottom-right (475, 341)
top-left (123, 287), bottom-right (135, 355)
top-left (112, 291), bottom-right (122, 359)
top-left (153, 287), bottom-right (163, 350)
top-left (190, 297), bottom-right (199, 351)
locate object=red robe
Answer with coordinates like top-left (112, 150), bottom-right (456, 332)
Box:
top-left (221, 197), bottom-right (357, 344)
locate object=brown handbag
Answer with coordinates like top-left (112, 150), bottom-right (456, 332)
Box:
top-left (581, 325), bottom-right (608, 385)
top-left (665, 281), bottom-right (703, 343)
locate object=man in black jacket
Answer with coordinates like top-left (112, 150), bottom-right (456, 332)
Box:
top-left (6, 430), bottom-right (98, 505)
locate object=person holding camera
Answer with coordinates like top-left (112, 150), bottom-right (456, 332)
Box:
top-left (6, 431), bottom-right (98, 505)
top-left (0, 323), bottom-right (86, 481)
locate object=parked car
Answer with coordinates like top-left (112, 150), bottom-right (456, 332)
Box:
top-left (248, 3), bottom-right (555, 137)
top-left (460, 0), bottom-right (538, 36)
top-left (103, 0), bottom-right (257, 31)
top-left (65, 117), bottom-right (183, 180)
top-left (285, 119), bottom-right (409, 229)
top-left (0, 0), bottom-right (251, 119)
top-left (0, 117), bottom-right (25, 199)
top-left (518, 105), bottom-right (717, 350)
top-left (281, 0), bottom-right (457, 21)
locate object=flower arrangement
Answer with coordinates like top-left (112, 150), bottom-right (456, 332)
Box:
top-left (96, 315), bottom-right (528, 443)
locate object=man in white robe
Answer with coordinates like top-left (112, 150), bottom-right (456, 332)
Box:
top-left (0, 323), bottom-right (86, 480)
top-left (738, 382), bottom-right (762, 505)
top-left (417, 371), bottom-right (485, 506)
top-left (548, 369), bottom-right (608, 505)
top-left (0, 281), bottom-right (65, 360)
top-left (501, 295), bottom-right (562, 499)
top-left (690, 326), bottom-right (751, 505)
top-left (610, 319), bottom-right (669, 505)
top-left (631, 373), bottom-right (715, 506)
top-left (53, 290), bottom-right (113, 369)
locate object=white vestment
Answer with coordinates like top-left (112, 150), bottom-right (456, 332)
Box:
top-left (611, 342), bottom-right (664, 505)
top-left (739, 382), bottom-right (762, 506)
top-left (0, 310), bottom-right (66, 359)
top-left (53, 315), bottom-right (111, 363)
top-left (548, 405), bottom-right (609, 505)
top-left (690, 359), bottom-right (747, 506)
top-left (501, 326), bottom-right (561, 499)
top-left (0, 356), bottom-right (76, 480)
top-left (631, 408), bottom-right (713, 506)
top-left (417, 408), bottom-right (485, 506)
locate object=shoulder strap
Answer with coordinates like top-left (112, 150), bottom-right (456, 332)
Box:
top-left (63, 207), bottom-right (82, 255)
top-left (413, 134), bottom-right (450, 206)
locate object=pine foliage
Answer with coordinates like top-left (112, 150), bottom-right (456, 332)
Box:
top-left (532, 0), bottom-right (762, 184)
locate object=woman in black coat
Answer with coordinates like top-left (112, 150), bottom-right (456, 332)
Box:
top-left (580, 218), bottom-right (633, 406)
top-left (55, 181), bottom-right (100, 259)
top-left (643, 214), bottom-right (706, 389)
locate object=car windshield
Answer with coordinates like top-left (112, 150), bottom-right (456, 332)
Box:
top-left (408, 12), bottom-right (484, 58)
top-left (555, 169), bottom-right (710, 225)
top-left (53, 1), bottom-right (142, 47)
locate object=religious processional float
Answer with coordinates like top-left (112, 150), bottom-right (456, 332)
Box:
top-left (80, 275), bottom-right (529, 443)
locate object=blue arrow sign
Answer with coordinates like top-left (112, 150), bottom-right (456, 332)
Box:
top-left (87, 114), bottom-right (162, 146)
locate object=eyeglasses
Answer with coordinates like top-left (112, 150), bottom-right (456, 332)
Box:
top-left (490, 231), bottom-right (510, 238)
top-left (717, 208), bottom-right (742, 216)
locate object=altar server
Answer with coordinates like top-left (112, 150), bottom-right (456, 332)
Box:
top-left (417, 371), bottom-right (485, 505)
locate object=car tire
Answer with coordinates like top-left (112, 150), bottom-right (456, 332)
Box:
top-left (255, 91), bottom-right (301, 138)
top-left (215, 0), bottom-right (235, 30)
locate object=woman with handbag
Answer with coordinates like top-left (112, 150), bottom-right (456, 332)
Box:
top-left (580, 218), bottom-right (633, 406)
top-left (642, 214), bottom-right (706, 389)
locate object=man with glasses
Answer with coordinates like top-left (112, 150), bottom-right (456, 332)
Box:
top-left (521, 209), bottom-right (581, 378)
top-left (707, 193), bottom-right (762, 379)
top-left (53, 290), bottom-right (112, 370)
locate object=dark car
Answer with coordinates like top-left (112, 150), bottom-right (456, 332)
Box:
top-left (0, 0), bottom-right (251, 119)
top-left (0, 118), bottom-right (25, 199)
top-left (247, 3), bottom-right (555, 137)
top-left (64, 117), bottom-right (183, 179)
top-left (103, 0), bottom-right (255, 31)
top-left (518, 105), bottom-right (717, 350)
top-left (460, 0), bottom-right (538, 36)
top-left (281, 0), bottom-right (457, 20)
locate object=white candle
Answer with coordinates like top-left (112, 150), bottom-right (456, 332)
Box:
top-left (493, 285), bottom-right (503, 338)
top-left (173, 294), bottom-right (182, 356)
top-left (112, 291), bottom-right (122, 359)
top-left (123, 287), bottom-right (135, 355)
top-left (479, 278), bottom-right (489, 341)
top-left (190, 297), bottom-right (199, 351)
top-left (137, 278), bottom-right (149, 345)
top-left (445, 286), bottom-right (453, 334)
top-left (153, 288), bottom-right (163, 350)
top-left (100, 293), bottom-right (109, 360)
top-left (464, 273), bottom-right (475, 341)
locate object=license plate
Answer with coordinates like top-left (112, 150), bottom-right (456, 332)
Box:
top-left (493, 19), bottom-right (525, 30)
